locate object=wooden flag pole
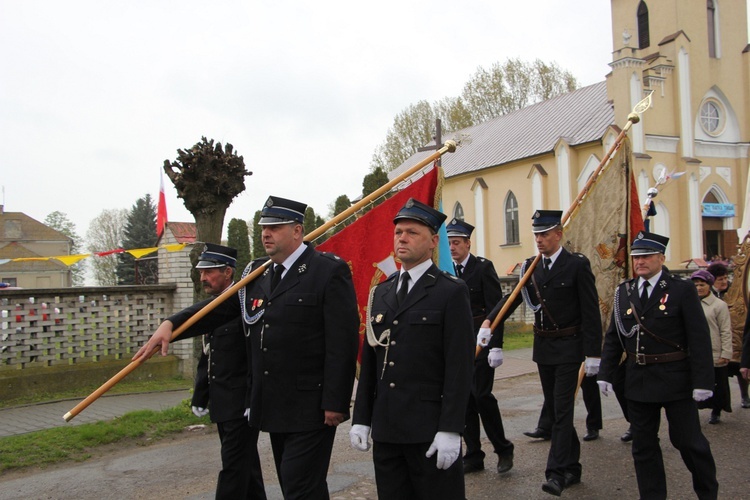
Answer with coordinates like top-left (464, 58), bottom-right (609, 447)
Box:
top-left (476, 93), bottom-right (653, 357)
top-left (64, 141), bottom-right (457, 422)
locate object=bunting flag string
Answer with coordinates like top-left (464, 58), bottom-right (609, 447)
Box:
top-left (0, 243), bottom-right (188, 267)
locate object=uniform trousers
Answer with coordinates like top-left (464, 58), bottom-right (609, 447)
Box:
top-left (628, 398), bottom-right (718, 500)
top-left (536, 375), bottom-right (602, 432)
top-left (612, 361), bottom-right (629, 422)
top-left (269, 426), bottom-right (336, 500)
top-left (464, 358), bottom-right (514, 466)
top-left (216, 419), bottom-right (266, 499)
top-left (372, 440), bottom-right (465, 500)
top-left (537, 362), bottom-right (582, 482)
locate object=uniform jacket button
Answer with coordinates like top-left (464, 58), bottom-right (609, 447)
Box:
top-left (389, 383), bottom-right (396, 388)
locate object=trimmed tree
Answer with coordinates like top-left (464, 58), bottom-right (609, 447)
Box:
top-left (163, 137), bottom-right (252, 245)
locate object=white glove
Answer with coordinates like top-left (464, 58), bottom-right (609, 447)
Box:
top-left (244, 408), bottom-right (251, 422)
top-left (425, 431), bottom-right (461, 470)
top-left (476, 327), bottom-right (492, 347)
top-left (488, 348), bottom-right (504, 368)
top-left (584, 357), bottom-right (600, 377)
top-left (349, 424), bottom-right (371, 451)
top-left (693, 389), bottom-right (713, 402)
top-left (191, 406), bottom-right (209, 418)
top-left (597, 380), bottom-right (613, 397)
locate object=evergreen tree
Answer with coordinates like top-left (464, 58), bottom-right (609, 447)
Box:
top-left (329, 195), bottom-right (353, 236)
top-left (116, 194), bottom-right (158, 285)
top-left (251, 210), bottom-right (262, 259)
top-left (44, 211), bottom-right (85, 286)
top-left (227, 218), bottom-right (251, 274)
top-left (303, 206), bottom-right (318, 236)
top-left (362, 167), bottom-right (389, 198)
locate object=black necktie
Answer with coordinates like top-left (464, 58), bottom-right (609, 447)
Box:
top-left (640, 281), bottom-right (650, 304)
top-left (543, 258), bottom-right (552, 273)
top-left (271, 264), bottom-right (284, 291)
top-left (397, 272), bottom-right (410, 306)
top-left (455, 264), bottom-right (463, 277)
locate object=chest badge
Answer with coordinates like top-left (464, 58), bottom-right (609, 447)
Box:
top-left (659, 294), bottom-right (669, 310)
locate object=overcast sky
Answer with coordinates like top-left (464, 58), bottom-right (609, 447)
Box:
top-left (2, 1), bottom-right (745, 248)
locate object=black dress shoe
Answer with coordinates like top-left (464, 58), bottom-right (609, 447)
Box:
top-left (742, 397), bottom-right (750, 409)
top-left (523, 427), bottom-right (552, 440)
top-left (463, 462), bottom-right (484, 474)
top-left (497, 455), bottom-right (513, 473)
top-left (620, 427), bottom-right (633, 442)
top-left (563, 472), bottom-right (581, 487)
top-left (542, 478), bottom-right (564, 497)
top-left (709, 412), bottom-right (720, 424)
top-left (583, 428), bottom-right (599, 441)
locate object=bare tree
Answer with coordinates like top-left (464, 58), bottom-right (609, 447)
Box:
top-left (370, 58), bottom-right (578, 172)
top-left (86, 208), bottom-right (127, 286)
top-left (44, 211), bottom-right (84, 286)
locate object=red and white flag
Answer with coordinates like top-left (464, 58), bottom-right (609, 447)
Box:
top-left (156, 170), bottom-right (168, 238)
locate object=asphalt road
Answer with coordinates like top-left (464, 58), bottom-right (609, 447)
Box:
top-left (1, 372), bottom-right (749, 499)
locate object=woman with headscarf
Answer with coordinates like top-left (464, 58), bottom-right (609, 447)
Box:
top-left (691, 269), bottom-right (733, 424)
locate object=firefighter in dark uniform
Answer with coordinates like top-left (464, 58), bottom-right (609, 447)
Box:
top-left (598, 231), bottom-right (718, 500)
top-left (493, 210), bottom-right (602, 496)
top-left (241, 196), bottom-right (359, 500)
top-left (446, 218), bottom-right (514, 474)
top-left (350, 199), bottom-right (474, 499)
top-left (135, 243), bottom-right (266, 499)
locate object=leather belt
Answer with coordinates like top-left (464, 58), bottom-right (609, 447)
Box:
top-left (627, 351), bottom-right (688, 365)
top-left (533, 325), bottom-right (580, 338)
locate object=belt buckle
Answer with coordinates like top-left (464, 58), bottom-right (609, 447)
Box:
top-left (636, 353), bottom-right (647, 365)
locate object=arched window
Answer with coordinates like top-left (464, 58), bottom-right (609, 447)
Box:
top-left (707, 0), bottom-right (717, 57)
top-left (453, 202), bottom-right (464, 221)
top-left (637, 1), bottom-right (650, 49)
top-left (504, 192), bottom-right (519, 244)
top-left (707, 0), bottom-right (721, 58)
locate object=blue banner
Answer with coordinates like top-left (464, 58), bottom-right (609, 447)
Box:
top-left (702, 203), bottom-right (735, 217)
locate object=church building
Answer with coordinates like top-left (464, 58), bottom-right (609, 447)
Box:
top-left (394, 0), bottom-right (749, 271)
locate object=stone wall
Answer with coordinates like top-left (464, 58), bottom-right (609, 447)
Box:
top-left (0, 285), bottom-right (177, 369)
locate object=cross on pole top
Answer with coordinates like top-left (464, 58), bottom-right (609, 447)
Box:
top-left (417, 119), bottom-right (443, 166)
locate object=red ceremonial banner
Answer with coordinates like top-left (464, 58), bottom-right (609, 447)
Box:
top-left (317, 167), bottom-right (439, 363)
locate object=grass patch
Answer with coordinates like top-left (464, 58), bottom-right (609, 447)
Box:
top-left (502, 322), bottom-right (534, 351)
top-left (0, 376), bottom-right (192, 409)
top-left (0, 399), bottom-right (208, 473)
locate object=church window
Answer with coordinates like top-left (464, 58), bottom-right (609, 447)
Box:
top-left (637, 2), bottom-right (650, 49)
top-left (707, 0), bottom-right (717, 57)
top-left (699, 99), bottom-right (724, 136)
top-left (504, 192), bottom-right (519, 244)
top-left (453, 202), bottom-right (464, 221)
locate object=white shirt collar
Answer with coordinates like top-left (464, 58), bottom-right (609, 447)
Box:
top-left (639, 271), bottom-right (663, 294)
top-left (453, 254), bottom-right (470, 268)
top-left (276, 242), bottom-right (307, 279)
top-left (400, 258), bottom-right (433, 291)
top-left (542, 246), bottom-right (563, 266)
